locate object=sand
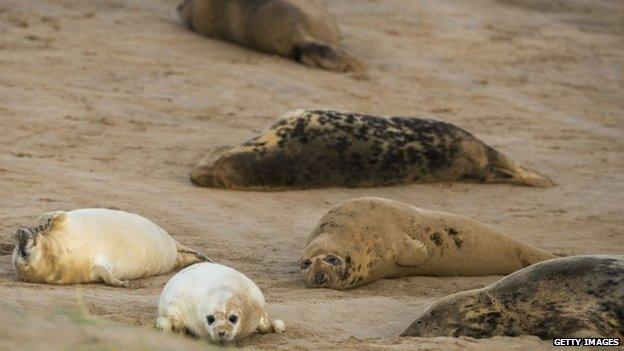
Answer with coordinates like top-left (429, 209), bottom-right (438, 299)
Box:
top-left (0, 0), bottom-right (622, 350)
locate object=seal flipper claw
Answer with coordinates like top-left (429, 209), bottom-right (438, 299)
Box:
top-left (293, 42), bottom-right (357, 72)
top-left (396, 237), bottom-right (429, 267)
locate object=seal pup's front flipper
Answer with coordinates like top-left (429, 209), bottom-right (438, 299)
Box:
top-left (93, 264), bottom-right (129, 288)
top-left (156, 316), bottom-right (187, 334)
top-left (174, 240), bottom-right (212, 269)
top-left (155, 317), bottom-right (173, 332)
top-left (396, 237), bottom-right (429, 267)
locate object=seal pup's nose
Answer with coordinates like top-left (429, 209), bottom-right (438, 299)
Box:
top-left (313, 272), bottom-right (327, 285)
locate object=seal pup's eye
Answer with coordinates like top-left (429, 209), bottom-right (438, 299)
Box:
top-left (229, 314), bottom-right (238, 324)
top-left (206, 315), bottom-right (215, 325)
top-left (300, 259), bottom-right (312, 270)
top-left (324, 255), bottom-right (342, 266)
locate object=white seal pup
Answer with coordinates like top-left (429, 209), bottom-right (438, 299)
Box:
top-left (12, 208), bottom-right (211, 287)
top-left (401, 255), bottom-right (624, 339)
top-left (156, 262), bottom-right (285, 343)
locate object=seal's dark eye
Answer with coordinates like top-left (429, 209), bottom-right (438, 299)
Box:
top-left (206, 315), bottom-right (215, 325)
top-left (324, 255), bottom-right (342, 266)
top-left (300, 259), bottom-right (312, 270)
top-left (229, 314), bottom-right (238, 324)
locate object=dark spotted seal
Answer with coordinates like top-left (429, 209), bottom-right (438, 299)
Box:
top-left (299, 197), bottom-right (555, 290)
top-left (190, 109), bottom-right (553, 190)
top-left (177, 0), bottom-right (358, 71)
top-left (401, 255), bottom-right (624, 339)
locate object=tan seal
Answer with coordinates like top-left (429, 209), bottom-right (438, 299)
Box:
top-left (12, 208), bottom-right (211, 287)
top-left (299, 197), bottom-right (556, 289)
top-left (156, 262), bottom-right (285, 343)
top-left (401, 255), bottom-right (624, 339)
top-left (176, 0), bottom-right (357, 71)
top-left (190, 109), bottom-right (553, 190)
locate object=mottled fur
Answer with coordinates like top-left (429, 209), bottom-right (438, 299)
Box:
top-left (177, 0), bottom-right (357, 71)
top-left (401, 255), bottom-right (624, 339)
top-left (190, 110), bottom-right (553, 190)
top-left (299, 198), bottom-right (555, 290)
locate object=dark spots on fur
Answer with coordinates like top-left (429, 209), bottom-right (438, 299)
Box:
top-left (461, 311), bottom-right (502, 338)
top-left (215, 110), bottom-right (488, 188)
top-left (445, 227), bottom-right (463, 248)
top-left (430, 232), bottom-right (443, 246)
top-left (597, 299), bottom-right (624, 334)
top-left (533, 316), bottom-right (590, 340)
top-left (408, 257), bottom-right (624, 339)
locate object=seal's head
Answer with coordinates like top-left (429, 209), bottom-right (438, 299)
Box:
top-left (12, 227), bottom-right (46, 282)
top-left (200, 291), bottom-right (245, 343)
top-left (190, 148), bottom-right (284, 189)
top-left (401, 291), bottom-right (487, 338)
top-left (12, 212), bottom-right (66, 284)
top-left (300, 235), bottom-right (352, 289)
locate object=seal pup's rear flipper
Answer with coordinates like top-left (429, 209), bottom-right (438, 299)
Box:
top-left (174, 240), bottom-right (212, 268)
top-left (257, 312), bottom-right (286, 334)
top-left (293, 42), bottom-right (360, 72)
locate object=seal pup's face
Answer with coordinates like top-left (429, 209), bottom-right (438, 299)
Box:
top-left (300, 252), bottom-right (351, 289)
top-left (12, 228), bottom-right (46, 281)
top-left (201, 292), bottom-right (243, 343)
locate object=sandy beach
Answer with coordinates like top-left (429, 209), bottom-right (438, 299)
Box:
top-left (0, 0), bottom-right (622, 349)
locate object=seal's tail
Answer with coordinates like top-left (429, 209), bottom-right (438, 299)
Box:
top-left (174, 240), bottom-right (212, 269)
top-left (485, 147), bottom-right (554, 187)
top-left (293, 41), bottom-right (361, 72)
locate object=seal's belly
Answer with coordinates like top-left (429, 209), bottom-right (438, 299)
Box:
top-left (60, 210), bottom-right (178, 279)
